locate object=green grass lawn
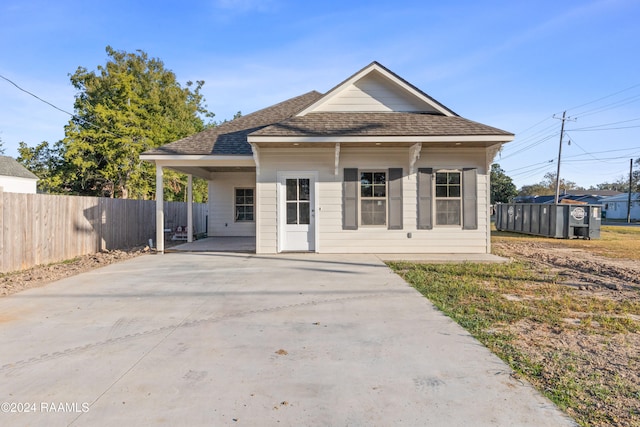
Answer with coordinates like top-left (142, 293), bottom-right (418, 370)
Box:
top-left (389, 238), bottom-right (640, 426)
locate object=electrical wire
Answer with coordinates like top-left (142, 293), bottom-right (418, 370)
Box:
top-left (0, 73), bottom-right (124, 139)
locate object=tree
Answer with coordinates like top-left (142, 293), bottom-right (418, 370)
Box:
top-left (490, 163), bottom-right (517, 203)
top-left (0, 137), bottom-right (5, 154)
top-left (63, 46), bottom-right (214, 199)
top-left (518, 172), bottom-right (582, 196)
top-left (589, 158), bottom-right (640, 193)
top-left (17, 141), bottom-right (68, 193)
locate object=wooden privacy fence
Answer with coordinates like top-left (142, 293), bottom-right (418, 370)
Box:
top-left (0, 189), bottom-right (207, 273)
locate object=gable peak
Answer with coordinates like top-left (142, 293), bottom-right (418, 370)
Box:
top-left (297, 62), bottom-right (456, 117)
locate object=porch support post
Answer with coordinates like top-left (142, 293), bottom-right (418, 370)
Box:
top-left (187, 174), bottom-right (193, 243)
top-left (155, 164), bottom-right (165, 253)
top-left (334, 143), bottom-right (340, 176)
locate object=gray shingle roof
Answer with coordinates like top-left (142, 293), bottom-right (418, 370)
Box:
top-left (0, 155), bottom-right (39, 179)
top-left (252, 112), bottom-right (513, 137)
top-left (143, 91), bottom-right (323, 155)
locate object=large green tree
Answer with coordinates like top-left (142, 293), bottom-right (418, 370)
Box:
top-left (490, 163), bottom-right (517, 203)
top-left (63, 46), bottom-right (213, 199)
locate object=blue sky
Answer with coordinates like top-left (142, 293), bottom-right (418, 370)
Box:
top-left (1, 0), bottom-right (639, 189)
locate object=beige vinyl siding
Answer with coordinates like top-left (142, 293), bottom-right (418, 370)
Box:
top-left (314, 71), bottom-right (437, 113)
top-left (255, 145), bottom-right (491, 254)
top-left (256, 148), bottom-right (335, 254)
top-left (321, 147), bottom-right (489, 253)
top-left (208, 172), bottom-right (256, 237)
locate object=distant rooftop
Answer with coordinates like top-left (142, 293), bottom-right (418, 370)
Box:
top-left (0, 155), bottom-right (39, 180)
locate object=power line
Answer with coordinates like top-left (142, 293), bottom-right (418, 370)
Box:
top-left (0, 73), bottom-right (124, 139)
top-left (565, 82), bottom-right (640, 114)
top-left (0, 73), bottom-right (75, 117)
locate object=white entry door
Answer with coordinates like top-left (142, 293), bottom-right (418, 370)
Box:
top-left (280, 173), bottom-right (316, 251)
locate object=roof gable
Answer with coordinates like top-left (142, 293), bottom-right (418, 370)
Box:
top-left (297, 61), bottom-right (456, 116)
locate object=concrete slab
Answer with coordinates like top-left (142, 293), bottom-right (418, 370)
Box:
top-left (0, 252), bottom-right (575, 426)
top-left (170, 236), bottom-right (255, 252)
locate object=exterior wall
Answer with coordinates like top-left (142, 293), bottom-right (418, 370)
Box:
top-left (208, 171), bottom-right (257, 237)
top-left (256, 146), bottom-right (490, 254)
top-left (0, 176), bottom-right (37, 194)
top-left (602, 198), bottom-right (640, 220)
top-left (256, 148), bottom-right (334, 254)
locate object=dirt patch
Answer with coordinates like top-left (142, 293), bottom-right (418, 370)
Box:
top-left (493, 240), bottom-right (640, 298)
top-left (0, 247), bottom-right (151, 297)
top-left (493, 240), bottom-right (640, 426)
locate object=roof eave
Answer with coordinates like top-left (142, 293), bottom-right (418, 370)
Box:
top-left (247, 135), bottom-right (514, 144)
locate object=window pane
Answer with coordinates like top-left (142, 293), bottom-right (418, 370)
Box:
top-left (373, 185), bottom-right (386, 198)
top-left (299, 202), bottom-right (310, 224)
top-left (361, 200), bottom-right (385, 225)
top-left (361, 200), bottom-right (374, 225)
top-left (299, 179), bottom-right (310, 201)
top-left (436, 173), bottom-right (447, 184)
top-left (373, 200), bottom-right (386, 225)
top-left (374, 172), bottom-right (386, 185)
top-left (448, 173), bottom-right (460, 184)
top-left (361, 184), bottom-right (373, 198)
top-left (286, 179), bottom-right (297, 201)
top-left (287, 202), bottom-right (297, 224)
top-left (360, 172), bottom-right (373, 186)
top-left (246, 195), bottom-right (254, 204)
top-left (436, 200), bottom-right (461, 225)
top-left (435, 185), bottom-right (448, 198)
top-left (449, 185), bottom-right (461, 198)
top-left (236, 195), bottom-right (244, 205)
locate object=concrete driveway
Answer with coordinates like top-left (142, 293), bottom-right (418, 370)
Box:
top-left (0, 252), bottom-right (575, 426)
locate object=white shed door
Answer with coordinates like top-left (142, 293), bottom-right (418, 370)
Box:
top-left (280, 174), bottom-right (315, 251)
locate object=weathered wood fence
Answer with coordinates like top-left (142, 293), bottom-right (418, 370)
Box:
top-left (0, 188), bottom-right (207, 273)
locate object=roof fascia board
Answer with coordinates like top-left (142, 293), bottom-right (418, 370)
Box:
top-left (141, 155), bottom-right (255, 168)
top-left (248, 135), bottom-right (514, 143)
top-left (296, 62), bottom-right (456, 117)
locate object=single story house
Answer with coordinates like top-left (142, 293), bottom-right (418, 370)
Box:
top-left (141, 62), bottom-right (514, 254)
top-left (601, 193), bottom-right (640, 221)
top-left (0, 155), bottom-right (38, 194)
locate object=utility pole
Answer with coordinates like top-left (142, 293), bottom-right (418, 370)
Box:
top-left (628, 158), bottom-right (633, 224)
top-left (553, 112), bottom-right (576, 204)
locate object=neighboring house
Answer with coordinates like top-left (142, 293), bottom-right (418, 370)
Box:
top-left (601, 193), bottom-right (640, 221)
top-left (515, 190), bottom-right (622, 205)
top-left (141, 62), bottom-right (514, 254)
top-left (0, 155), bottom-right (38, 194)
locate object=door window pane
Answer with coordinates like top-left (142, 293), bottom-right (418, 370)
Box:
top-left (286, 179), bottom-right (297, 201)
top-left (299, 202), bottom-right (310, 224)
top-left (287, 202), bottom-right (298, 224)
top-left (299, 179), bottom-right (310, 201)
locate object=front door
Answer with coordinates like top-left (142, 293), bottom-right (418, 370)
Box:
top-left (280, 174), bottom-right (315, 251)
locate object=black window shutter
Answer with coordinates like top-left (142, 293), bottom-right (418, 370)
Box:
top-left (343, 168), bottom-right (358, 230)
top-left (462, 168), bottom-right (478, 230)
top-left (417, 168), bottom-right (433, 230)
top-left (388, 168), bottom-right (403, 229)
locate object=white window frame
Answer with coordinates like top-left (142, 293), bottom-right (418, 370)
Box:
top-left (359, 170), bottom-right (387, 227)
top-left (234, 187), bottom-right (255, 222)
top-left (434, 170), bottom-right (462, 227)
